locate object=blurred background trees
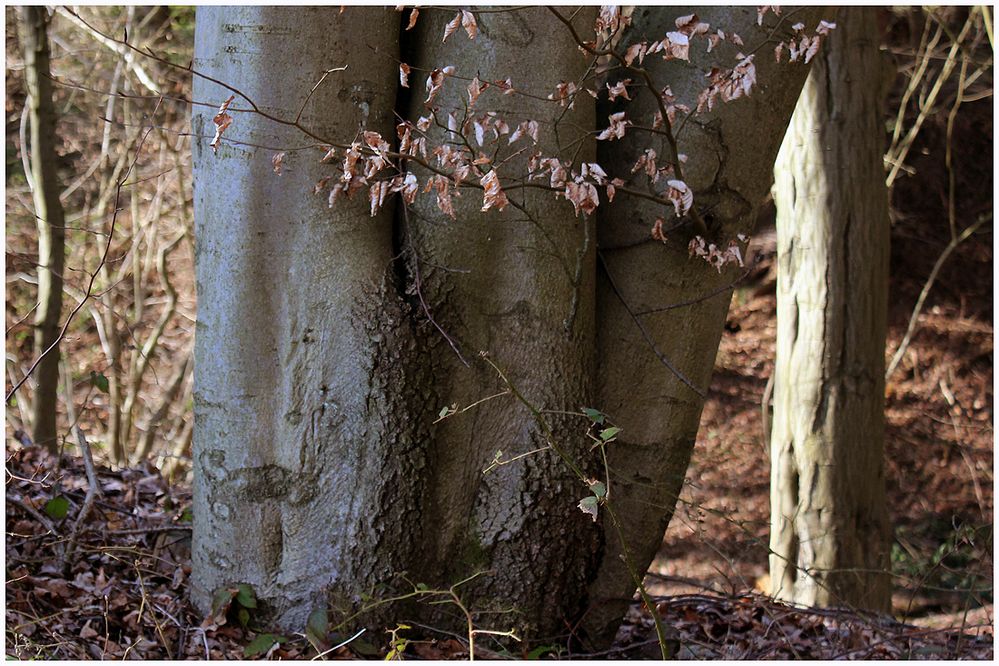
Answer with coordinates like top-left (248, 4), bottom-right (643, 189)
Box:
top-left (18, 6), bottom-right (66, 454)
top-left (7, 6), bottom-right (195, 471)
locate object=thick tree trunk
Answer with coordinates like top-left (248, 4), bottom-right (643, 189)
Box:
top-left (192, 5), bottom-right (824, 644)
top-left (21, 6), bottom-right (66, 454)
top-left (191, 7), bottom-right (418, 629)
top-left (402, 7), bottom-right (603, 637)
top-left (769, 7), bottom-right (893, 612)
top-left (584, 6), bottom-right (824, 639)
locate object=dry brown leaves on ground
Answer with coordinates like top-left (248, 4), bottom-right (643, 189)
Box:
top-left (6, 445), bottom-right (994, 660)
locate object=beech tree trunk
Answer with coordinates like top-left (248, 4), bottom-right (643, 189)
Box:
top-left (402, 7), bottom-right (603, 633)
top-left (191, 7), bottom-right (411, 629)
top-left (21, 6), bottom-right (66, 454)
top-left (585, 5), bottom-right (823, 640)
top-left (192, 5), bottom-right (822, 643)
top-left (769, 7), bottom-right (893, 612)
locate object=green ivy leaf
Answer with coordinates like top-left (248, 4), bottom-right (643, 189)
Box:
top-left (235, 583), bottom-right (257, 609)
top-left (244, 633), bottom-right (283, 658)
top-left (599, 426), bottom-right (621, 441)
top-left (527, 644), bottom-right (559, 659)
top-left (582, 407), bottom-right (605, 424)
top-left (180, 508), bottom-right (194, 523)
top-left (578, 496), bottom-right (599, 522)
top-left (44, 495), bottom-right (70, 520)
top-left (90, 371), bottom-right (109, 394)
top-left (237, 607), bottom-right (250, 628)
top-left (416, 583), bottom-right (429, 592)
top-left (350, 639), bottom-right (380, 657)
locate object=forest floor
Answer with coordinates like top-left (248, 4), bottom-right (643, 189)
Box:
top-left (4, 438), bottom-right (993, 660)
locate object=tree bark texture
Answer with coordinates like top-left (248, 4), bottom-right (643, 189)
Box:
top-left (21, 6), bottom-right (67, 454)
top-left (402, 7), bottom-right (604, 634)
top-left (770, 6), bottom-right (893, 612)
top-left (192, 5), bottom-right (821, 642)
top-left (585, 5), bottom-right (824, 640)
top-left (191, 7), bottom-right (416, 629)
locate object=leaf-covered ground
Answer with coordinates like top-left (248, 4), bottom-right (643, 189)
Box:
top-left (5, 434), bottom-right (992, 659)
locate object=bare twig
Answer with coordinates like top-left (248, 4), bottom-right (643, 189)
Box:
top-left (54, 7), bottom-right (161, 93)
top-left (86, 524), bottom-right (192, 537)
top-left (6, 95), bottom-right (164, 405)
top-left (598, 251), bottom-right (706, 397)
top-left (5, 302), bottom-right (40, 337)
top-left (10, 496), bottom-right (59, 535)
top-left (886, 215), bottom-right (989, 380)
top-left (61, 364), bottom-right (103, 573)
top-left (886, 9), bottom-right (978, 187)
top-left (294, 65), bottom-right (348, 125)
top-left (134, 353), bottom-right (190, 462)
top-left (402, 204), bottom-right (470, 367)
top-left (434, 390), bottom-right (511, 425)
top-left (633, 265), bottom-right (751, 315)
top-left (310, 628), bottom-right (366, 661)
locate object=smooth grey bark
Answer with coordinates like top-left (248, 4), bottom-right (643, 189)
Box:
top-left (769, 7), bottom-right (893, 612)
top-left (193, 6), bottom-right (602, 637)
top-left (585, 5), bottom-right (824, 640)
top-left (191, 7), bottom-right (419, 629)
top-left (21, 6), bottom-right (66, 454)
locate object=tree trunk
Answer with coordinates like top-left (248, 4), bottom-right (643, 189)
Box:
top-left (21, 6), bottom-right (66, 454)
top-left (191, 7), bottom-right (415, 629)
top-left (584, 6), bottom-right (824, 640)
top-left (769, 6), bottom-right (893, 612)
top-left (401, 7), bottom-right (604, 637)
top-left (192, 5), bottom-right (824, 643)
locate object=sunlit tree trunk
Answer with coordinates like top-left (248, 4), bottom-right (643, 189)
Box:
top-left (191, 7), bottom-right (409, 629)
top-left (21, 6), bottom-right (67, 454)
top-left (770, 6), bottom-right (893, 612)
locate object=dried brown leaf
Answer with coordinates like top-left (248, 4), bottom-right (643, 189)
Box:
top-left (406, 7), bottom-right (419, 30)
top-left (467, 76), bottom-right (484, 107)
top-left (209, 95), bottom-right (235, 154)
top-left (480, 170), bottom-right (509, 212)
top-left (271, 152), bottom-right (285, 175)
top-left (461, 9), bottom-right (477, 39)
top-left (607, 79), bottom-right (632, 102)
top-left (443, 12), bottom-right (461, 42)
